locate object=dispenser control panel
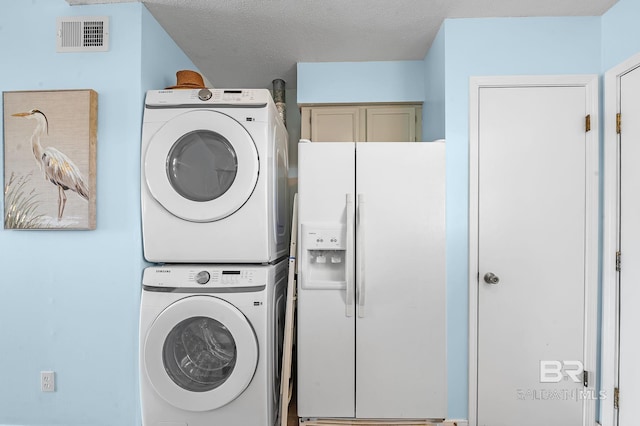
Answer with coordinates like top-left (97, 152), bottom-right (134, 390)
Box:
top-left (301, 224), bottom-right (347, 290)
top-left (305, 228), bottom-right (345, 250)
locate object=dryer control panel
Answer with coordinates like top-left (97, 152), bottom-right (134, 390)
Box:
top-left (145, 88), bottom-right (270, 107)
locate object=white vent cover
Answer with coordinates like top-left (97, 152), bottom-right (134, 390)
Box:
top-left (56, 16), bottom-right (109, 53)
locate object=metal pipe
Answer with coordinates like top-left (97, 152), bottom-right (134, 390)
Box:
top-left (272, 78), bottom-right (286, 127)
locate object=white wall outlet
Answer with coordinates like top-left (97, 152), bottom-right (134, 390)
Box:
top-left (41, 371), bottom-right (55, 392)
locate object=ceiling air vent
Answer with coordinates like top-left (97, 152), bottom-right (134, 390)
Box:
top-left (56, 16), bottom-right (109, 53)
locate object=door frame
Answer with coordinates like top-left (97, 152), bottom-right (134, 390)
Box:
top-left (468, 75), bottom-right (600, 426)
top-left (602, 52), bottom-right (640, 426)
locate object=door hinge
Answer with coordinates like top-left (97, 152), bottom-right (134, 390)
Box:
top-left (583, 370), bottom-right (589, 387)
top-left (614, 387), bottom-right (620, 409)
top-left (585, 114), bottom-right (591, 132)
top-left (616, 113), bottom-right (622, 134)
top-left (616, 251), bottom-right (621, 272)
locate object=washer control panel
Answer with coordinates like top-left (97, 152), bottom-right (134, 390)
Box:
top-left (143, 265), bottom-right (258, 289)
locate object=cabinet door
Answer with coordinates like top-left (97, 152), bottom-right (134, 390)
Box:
top-left (309, 106), bottom-right (364, 142)
top-left (366, 106), bottom-right (419, 142)
top-left (301, 104), bottom-right (422, 142)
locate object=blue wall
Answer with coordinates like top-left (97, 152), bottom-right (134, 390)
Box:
top-left (422, 26), bottom-right (446, 141)
top-left (601, 0), bottom-right (640, 70)
top-left (141, 7), bottom-right (200, 94)
top-left (297, 61), bottom-right (425, 104)
top-left (0, 1), bottom-right (197, 425)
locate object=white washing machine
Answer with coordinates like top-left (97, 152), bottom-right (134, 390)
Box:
top-left (141, 88), bottom-right (289, 263)
top-left (140, 259), bottom-right (287, 426)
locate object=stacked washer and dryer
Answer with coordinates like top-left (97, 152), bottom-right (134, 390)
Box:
top-left (139, 88), bottom-right (289, 426)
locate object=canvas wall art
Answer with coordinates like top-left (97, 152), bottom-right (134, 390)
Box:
top-left (3, 90), bottom-right (97, 230)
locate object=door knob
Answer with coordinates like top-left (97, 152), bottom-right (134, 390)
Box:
top-left (483, 272), bottom-right (500, 285)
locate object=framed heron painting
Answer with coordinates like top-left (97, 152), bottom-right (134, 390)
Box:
top-left (3, 89), bottom-right (97, 230)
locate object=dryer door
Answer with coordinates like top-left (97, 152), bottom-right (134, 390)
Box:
top-left (144, 110), bottom-right (259, 222)
top-left (143, 295), bottom-right (258, 412)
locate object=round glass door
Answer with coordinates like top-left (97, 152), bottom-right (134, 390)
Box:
top-left (167, 131), bottom-right (238, 203)
top-left (144, 110), bottom-right (259, 222)
top-left (163, 316), bottom-right (237, 392)
top-left (144, 296), bottom-right (258, 412)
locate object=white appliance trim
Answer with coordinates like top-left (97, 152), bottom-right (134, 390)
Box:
top-left (468, 75), bottom-right (600, 426)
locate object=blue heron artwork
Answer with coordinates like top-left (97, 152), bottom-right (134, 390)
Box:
top-left (3, 90), bottom-right (97, 230)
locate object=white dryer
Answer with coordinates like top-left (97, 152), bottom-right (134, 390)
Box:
top-left (141, 88), bottom-right (289, 263)
top-left (140, 259), bottom-right (287, 426)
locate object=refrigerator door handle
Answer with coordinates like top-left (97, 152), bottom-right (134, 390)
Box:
top-left (345, 194), bottom-right (355, 317)
top-left (357, 193), bottom-right (366, 318)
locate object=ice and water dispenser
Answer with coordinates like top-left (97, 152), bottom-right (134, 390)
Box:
top-left (300, 224), bottom-right (347, 289)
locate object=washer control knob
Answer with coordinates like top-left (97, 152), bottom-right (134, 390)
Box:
top-left (198, 88), bottom-right (212, 101)
top-left (195, 271), bottom-right (210, 285)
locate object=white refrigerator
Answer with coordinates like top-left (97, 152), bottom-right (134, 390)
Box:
top-left (296, 141), bottom-right (446, 420)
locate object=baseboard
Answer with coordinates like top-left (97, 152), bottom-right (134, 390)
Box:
top-left (299, 419), bottom-right (468, 426)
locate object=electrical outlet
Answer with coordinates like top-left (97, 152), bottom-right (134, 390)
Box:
top-left (41, 371), bottom-right (55, 392)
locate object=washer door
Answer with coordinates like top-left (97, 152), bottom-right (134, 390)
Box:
top-left (144, 296), bottom-right (258, 412)
top-left (144, 110), bottom-right (259, 222)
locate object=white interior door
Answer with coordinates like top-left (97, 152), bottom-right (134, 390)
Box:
top-left (618, 64), bottom-right (640, 426)
top-left (354, 142), bottom-right (446, 419)
top-left (472, 79), bottom-right (598, 426)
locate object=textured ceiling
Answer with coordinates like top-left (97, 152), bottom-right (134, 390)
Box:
top-left (68, 0), bottom-right (618, 89)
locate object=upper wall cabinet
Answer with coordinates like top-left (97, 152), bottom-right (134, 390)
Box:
top-left (300, 104), bottom-right (422, 142)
